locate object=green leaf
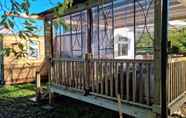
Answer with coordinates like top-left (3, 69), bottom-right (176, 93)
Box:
top-left (18, 43), bottom-right (24, 51)
top-left (0, 34), bottom-right (3, 40)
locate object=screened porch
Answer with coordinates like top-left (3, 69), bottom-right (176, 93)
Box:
top-left (39, 0), bottom-right (186, 117)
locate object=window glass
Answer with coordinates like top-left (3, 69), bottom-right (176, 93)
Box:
top-left (27, 40), bottom-right (40, 59)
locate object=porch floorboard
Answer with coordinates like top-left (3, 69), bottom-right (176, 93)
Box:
top-left (49, 84), bottom-right (156, 118)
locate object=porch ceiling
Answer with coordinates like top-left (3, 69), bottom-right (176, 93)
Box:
top-left (39, 0), bottom-right (186, 27)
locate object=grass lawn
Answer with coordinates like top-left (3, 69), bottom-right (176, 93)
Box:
top-left (0, 83), bottom-right (119, 118)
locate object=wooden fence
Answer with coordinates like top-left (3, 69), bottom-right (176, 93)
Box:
top-left (167, 57), bottom-right (186, 105)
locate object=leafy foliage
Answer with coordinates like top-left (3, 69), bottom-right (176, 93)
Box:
top-left (136, 33), bottom-right (153, 48)
top-left (168, 28), bottom-right (186, 52)
top-left (136, 28), bottom-right (186, 53)
top-left (0, 0), bottom-right (73, 59)
top-left (0, 0), bottom-right (39, 58)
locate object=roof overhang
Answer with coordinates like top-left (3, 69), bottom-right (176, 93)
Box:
top-left (37, 0), bottom-right (186, 25)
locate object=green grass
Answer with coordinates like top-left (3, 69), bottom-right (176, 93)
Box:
top-left (0, 83), bottom-right (35, 99)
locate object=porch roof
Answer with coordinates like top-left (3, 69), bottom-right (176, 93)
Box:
top-left (38, 0), bottom-right (186, 22)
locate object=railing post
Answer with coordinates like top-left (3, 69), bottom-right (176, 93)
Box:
top-left (84, 7), bottom-right (93, 95)
top-left (153, 0), bottom-right (168, 117)
top-left (84, 53), bottom-right (93, 95)
top-left (49, 58), bottom-right (53, 105)
top-left (153, 0), bottom-right (162, 116)
top-left (36, 71), bottom-right (41, 100)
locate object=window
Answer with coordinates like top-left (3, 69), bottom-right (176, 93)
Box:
top-left (118, 36), bottom-right (128, 56)
top-left (27, 40), bottom-right (40, 59)
top-left (118, 43), bottom-right (128, 56)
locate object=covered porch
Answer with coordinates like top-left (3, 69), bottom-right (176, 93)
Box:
top-left (38, 0), bottom-right (186, 117)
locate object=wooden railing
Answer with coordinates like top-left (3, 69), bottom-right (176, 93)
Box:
top-left (167, 57), bottom-right (186, 105)
top-left (51, 58), bottom-right (154, 106)
top-left (51, 58), bottom-right (85, 90)
top-left (49, 57), bottom-right (186, 110)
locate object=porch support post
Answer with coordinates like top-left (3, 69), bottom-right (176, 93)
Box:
top-left (44, 19), bottom-right (53, 58)
top-left (153, 0), bottom-right (162, 116)
top-left (36, 71), bottom-right (41, 100)
top-left (154, 0), bottom-right (168, 117)
top-left (44, 18), bottom-right (54, 104)
top-left (84, 8), bottom-right (93, 95)
top-left (87, 8), bottom-right (92, 54)
top-left (161, 0), bottom-right (168, 117)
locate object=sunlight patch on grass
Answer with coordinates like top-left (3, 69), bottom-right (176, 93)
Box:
top-left (0, 83), bottom-right (35, 99)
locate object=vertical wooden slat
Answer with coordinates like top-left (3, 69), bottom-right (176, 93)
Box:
top-left (132, 62), bottom-right (136, 102)
top-left (167, 62), bottom-right (170, 103)
top-left (146, 63), bottom-right (150, 105)
top-left (101, 62), bottom-right (104, 94)
top-left (70, 61), bottom-right (72, 87)
top-left (57, 62), bottom-right (59, 85)
top-left (170, 61), bottom-right (172, 101)
top-left (120, 62), bottom-right (124, 99)
top-left (61, 61), bottom-right (64, 85)
top-left (110, 61), bottom-right (113, 97)
top-left (80, 61), bottom-right (83, 89)
top-left (59, 61), bottom-right (61, 85)
top-left (76, 62), bottom-right (82, 89)
top-left (175, 62), bottom-right (177, 99)
top-left (181, 62), bottom-right (184, 93)
top-left (177, 62), bottom-right (179, 96)
top-left (176, 62), bottom-right (178, 98)
top-left (115, 62), bottom-right (118, 97)
top-left (54, 63), bottom-right (57, 85)
top-left (77, 61), bottom-right (80, 89)
top-left (65, 61), bottom-right (67, 87)
top-left (66, 61), bottom-right (69, 87)
top-left (171, 62), bottom-right (174, 102)
top-left (96, 61), bottom-right (99, 93)
top-left (105, 62), bottom-right (109, 96)
top-left (91, 61), bottom-right (94, 92)
top-left (36, 72), bottom-right (41, 96)
top-left (94, 61), bottom-right (97, 93)
top-left (169, 62), bottom-right (171, 102)
top-left (171, 62), bottom-right (173, 102)
top-left (75, 61), bottom-right (78, 89)
top-left (139, 63), bottom-right (143, 103)
top-left (184, 62), bottom-right (186, 92)
top-left (73, 61), bottom-right (75, 88)
top-left (173, 62), bottom-right (176, 100)
top-left (56, 62), bottom-right (58, 85)
top-left (179, 62), bottom-right (181, 94)
top-left (126, 62), bottom-right (130, 101)
top-left (70, 61), bottom-right (73, 87)
top-left (64, 61), bottom-right (67, 86)
top-left (71, 61), bottom-right (74, 88)
top-left (60, 61), bottom-right (63, 85)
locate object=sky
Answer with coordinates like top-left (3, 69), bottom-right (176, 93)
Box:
top-left (30, 0), bottom-right (64, 35)
top-left (12, 0), bottom-right (64, 35)
top-left (29, 0), bottom-right (63, 13)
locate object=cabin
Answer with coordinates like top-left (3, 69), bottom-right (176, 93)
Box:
top-left (38, 0), bottom-right (186, 117)
top-left (0, 27), bottom-right (47, 84)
